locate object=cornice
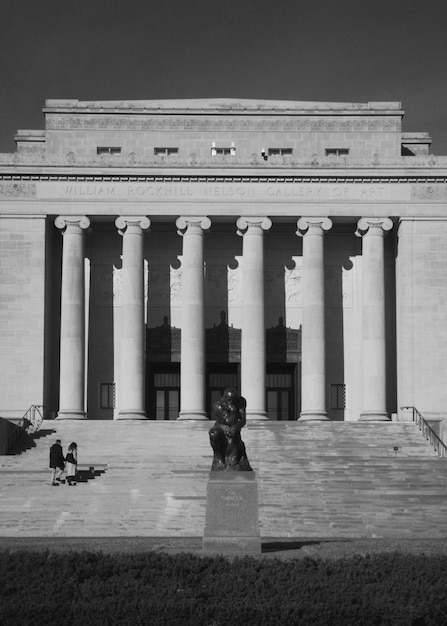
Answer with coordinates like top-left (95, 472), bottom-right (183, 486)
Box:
top-left (2, 174), bottom-right (447, 185)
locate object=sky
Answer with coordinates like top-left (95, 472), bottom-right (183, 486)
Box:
top-left (1, 0), bottom-right (447, 153)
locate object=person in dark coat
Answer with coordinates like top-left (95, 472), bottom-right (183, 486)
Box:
top-left (49, 439), bottom-right (65, 485)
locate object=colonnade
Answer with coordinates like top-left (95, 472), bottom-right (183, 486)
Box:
top-left (55, 215), bottom-right (393, 422)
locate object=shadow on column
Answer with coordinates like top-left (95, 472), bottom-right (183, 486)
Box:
top-left (324, 228), bottom-right (355, 422)
top-left (86, 223), bottom-right (121, 420)
top-left (145, 225), bottom-right (182, 419)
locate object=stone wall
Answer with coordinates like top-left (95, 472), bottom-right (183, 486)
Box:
top-left (0, 216), bottom-right (46, 417)
top-left (397, 218), bottom-right (447, 416)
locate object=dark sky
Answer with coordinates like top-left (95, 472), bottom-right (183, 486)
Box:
top-left (2, 0), bottom-right (447, 153)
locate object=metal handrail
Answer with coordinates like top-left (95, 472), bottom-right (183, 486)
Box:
top-left (400, 406), bottom-right (447, 458)
top-left (16, 405), bottom-right (44, 435)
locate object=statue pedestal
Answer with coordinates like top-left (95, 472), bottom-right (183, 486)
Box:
top-left (203, 472), bottom-right (261, 555)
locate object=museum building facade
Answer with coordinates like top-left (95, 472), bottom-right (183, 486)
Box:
top-left (1, 98), bottom-right (446, 423)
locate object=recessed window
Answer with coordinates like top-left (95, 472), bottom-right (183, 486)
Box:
top-left (330, 383), bottom-right (346, 410)
top-left (268, 148), bottom-right (293, 156)
top-left (325, 148), bottom-right (349, 156)
top-left (154, 147), bottom-right (179, 156)
top-left (211, 142), bottom-right (236, 156)
top-left (97, 147), bottom-right (121, 155)
top-left (100, 383), bottom-right (115, 409)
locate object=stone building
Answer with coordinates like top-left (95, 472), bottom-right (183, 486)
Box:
top-left (0, 98), bottom-right (445, 424)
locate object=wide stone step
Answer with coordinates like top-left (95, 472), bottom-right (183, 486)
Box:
top-left (1, 420), bottom-right (445, 538)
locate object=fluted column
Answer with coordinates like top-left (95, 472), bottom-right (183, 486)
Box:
top-left (236, 217), bottom-right (272, 420)
top-left (115, 216), bottom-right (150, 419)
top-left (297, 217), bottom-right (333, 421)
top-left (356, 218), bottom-right (393, 421)
top-left (176, 216), bottom-right (211, 420)
top-left (55, 216), bottom-right (90, 419)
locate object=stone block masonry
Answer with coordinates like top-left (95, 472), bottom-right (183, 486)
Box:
top-left (0, 216), bottom-right (46, 418)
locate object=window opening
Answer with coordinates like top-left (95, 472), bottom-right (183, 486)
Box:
top-left (100, 383), bottom-right (115, 409)
top-left (325, 148), bottom-right (349, 156)
top-left (211, 141), bottom-right (236, 156)
top-left (97, 147), bottom-right (121, 155)
top-left (268, 148), bottom-right (293, 156)
top-left (330, 383), bottom-right (346, 410)
top-left (154, 147), bottom-right (179, 156)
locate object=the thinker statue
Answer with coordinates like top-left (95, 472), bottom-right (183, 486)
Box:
top-left (209, 387), bottom-right (252, 471)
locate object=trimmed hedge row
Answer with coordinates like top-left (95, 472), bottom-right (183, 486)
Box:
top-left (1, 550), bottom-right (447, 625)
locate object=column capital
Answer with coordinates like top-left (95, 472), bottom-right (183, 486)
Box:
top-left (55, 215), bottom-right (90, 233)
top-left (296, 217), bottom-right (332, 237)
top-left (355, 217), bottom-right (393, 237)
top-left (176, 216), bottom-right (211, 236)
top-left (236, 216), bottom-right (272, 235)
top-left (115, 216), bottom-right (150, 235)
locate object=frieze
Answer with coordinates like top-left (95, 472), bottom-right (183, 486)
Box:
top-left (0, 182), bottom-right (36, 197)
top-left (45, 114), bottom-right (401, 132)
top-left (411, 184), bottom-right (447, 200)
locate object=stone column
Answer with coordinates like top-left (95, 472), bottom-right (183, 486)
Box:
top-left (55, 216), bottom-right (90, 419)
top-left (115, 216), bottom-right (150, 419)
top-left (356, 218), bottom-right (393, 421)
top-left (236, 217), bottom-right (272, 420)
top-left (176, 216), bottom-right (211, 420)
top-left (297, 217), bottom-right (333, 421)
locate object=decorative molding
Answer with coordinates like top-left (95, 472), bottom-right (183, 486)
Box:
top-left (3, 173), bottom-right (447, 185)
top-left (297, 217), bottom-right (333, 236)
top-left (115, 215), bottom-right (150, 234)
top-left (0, 181), bottom-right (36, 197)
top-left (45, 115), bottom-right (401, 132)
top-left (170, 265), bottom-right (183, 305)
top-left (236, 216), bottom-right (272, 235)
top-left (285, 266), bottom-right (302, 304)
top-left (176, 216), bottom-right (211, 235)
top-left (55, 215), bottom-right (90, 232)
top-left (228, 263), bottom-right (242, 307)
top-left (411, 184), bottom-right (447, 200)
top-left (356, 217), bottom-right (393, 236)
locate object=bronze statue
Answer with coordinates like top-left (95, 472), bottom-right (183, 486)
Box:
top-left (209, 387), bottom-right (252, 471)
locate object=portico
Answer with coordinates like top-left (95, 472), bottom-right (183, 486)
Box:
top-left (1, 98), bottom-right (446, 425)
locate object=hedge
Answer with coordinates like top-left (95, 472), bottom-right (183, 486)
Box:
top-left (1, 551), bottom-right (446, 625)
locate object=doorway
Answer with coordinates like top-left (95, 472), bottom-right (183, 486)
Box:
top-left (148, 364), bottom-right (180, 420)
top-left (266, 364), bottom-right (297, 420)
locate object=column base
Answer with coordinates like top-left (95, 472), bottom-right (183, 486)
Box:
top-left (116, 411), bottom-right (148, 420)
top-left (56, 411), bottom-right (87, 420)
top-left (177, 410), bottom-right (209, 421)
top-left (298, 411), bottom-right (329, 422)
top-left (359, 411), bottom-right (390, 422)
top-left (246, 410), bottom-right (269, 420)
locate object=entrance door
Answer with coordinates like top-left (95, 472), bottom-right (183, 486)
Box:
top-left (207, 364), bottom-right (239, 418)
top-left (149, 365), bottom-right (180, 420)
top-left (266, 365), bottom-right (296, 420)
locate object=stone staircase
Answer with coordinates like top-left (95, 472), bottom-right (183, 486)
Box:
top-left (0, 420), bottom-right (446, 539)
